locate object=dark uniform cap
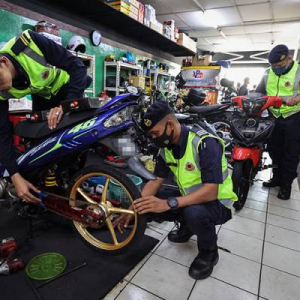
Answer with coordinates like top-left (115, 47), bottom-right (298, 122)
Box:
top-left (141, 100), bottom-right (173, 131)
top-left (268, 44), bottom-right (289, 64)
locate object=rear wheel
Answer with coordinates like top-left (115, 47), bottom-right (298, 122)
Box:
top-left (68, 165), bottom-right (146, 255)
top-left (232, 160), bottom-right (254, 211)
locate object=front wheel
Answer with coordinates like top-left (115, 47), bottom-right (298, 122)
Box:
top-left (232, 160), bottom-right (254, 211)
top-left (68, 165), bottom-right (146, 255)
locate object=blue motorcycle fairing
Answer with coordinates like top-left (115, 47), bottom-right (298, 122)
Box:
top-left (0, 101), bottom-right (137, 177)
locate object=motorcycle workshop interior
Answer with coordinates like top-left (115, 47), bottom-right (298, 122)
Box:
top-left (0, 0), bottom-right (300, 299)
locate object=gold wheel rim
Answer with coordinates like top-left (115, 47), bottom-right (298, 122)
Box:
top-left (69, 172), bottom-right (138, 251)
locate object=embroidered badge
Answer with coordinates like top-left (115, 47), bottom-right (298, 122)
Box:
top-left (144, 119), bottom-right (152, 127)
top-left (185, 162), bottom-right (195, 172)
top-left (285, 81), bottom-right (292, 88)
top-left (41, 69), bottom-right (50, 80)
top-left (280, 54), bottom-right (286, 61)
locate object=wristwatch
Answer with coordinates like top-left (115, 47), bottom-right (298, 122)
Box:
top-left (167, 197), bottom-right (178, 211)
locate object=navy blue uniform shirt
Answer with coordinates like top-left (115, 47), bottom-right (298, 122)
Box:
top-left (0, 31), bottom-right (88, 176)
top-left (154, 125), bottom-right (223, 184)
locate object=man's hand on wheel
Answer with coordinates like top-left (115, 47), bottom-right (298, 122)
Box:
top-left (11, 173), bottom-right (41, 203)
top-left (48, 105), bottom-right (63, 130)
top-left (112, 205), bottom-right (134, 234)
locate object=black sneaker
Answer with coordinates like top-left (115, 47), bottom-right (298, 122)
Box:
top-left (189, 248), bottom-right (219, 280)
top-left (168, 222), bottom-right (193, 243)
top-left (263, 178), bottom-right (280, 188)
top-left (277, 184), bottom-right (291, 200)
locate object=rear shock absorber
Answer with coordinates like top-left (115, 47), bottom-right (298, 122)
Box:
top-left (44, 172), bottom-right (58, 187)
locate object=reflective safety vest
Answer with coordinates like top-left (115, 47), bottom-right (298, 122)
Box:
top-left (159, 127), bottom-right (238, 208)
top-left (0, 30), bottom-right (69, 100)
top-left (265, 61), bottom-right (300, 118)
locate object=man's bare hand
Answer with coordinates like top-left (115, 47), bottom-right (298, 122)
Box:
top-left (48, 105), bottom-right (63, 130)
top-left (112, 211), bottom-right (133, 234)
top-left (11, 173), bottom-right (41, 203)
top-left (286, 95), bottom-right (300, 106)
top-left (134, 196), bottom-right (169, 214)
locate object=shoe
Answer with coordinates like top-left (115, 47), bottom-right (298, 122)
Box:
top-left (168, 222), bottom-right (193, 243)
top-left (189, 248), bottom-right (219, 280)
top-left (263, 178), bottom-right (280, 188)
top-left (277, 184), bottom-right (291, 200)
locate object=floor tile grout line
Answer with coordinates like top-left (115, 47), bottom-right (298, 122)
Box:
top-left (256, 188), bottom-right (270, 299)
top-left (266, 222), bottom-right (300, 234)
top-left (186, 280), bottom-right (197, 300)
top-left (221, 227), bottom-right (265, 241)
top-left (112, 279), bottom-right (130, 300)
top-left (261, 263), bottom-right (300, 280)
top-left (125, 282), bottom-right (166, 300)
top-left (264, 240), bottom-right (300, 254)
top-left (267, 211), bottom-right (300, 222)
top-left (128, 233), bottom-right (169, 283)
top-left (209, 276), bottom-right (259, 297)
top-left (234, 213), bottom-right (266, 224)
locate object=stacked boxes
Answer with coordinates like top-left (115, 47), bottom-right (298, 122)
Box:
top-left (177, 33), bottom-right (197, 53)
top-left (107, 0), bottom-right (130, 15)
top-left (107, 0), bottom-right (140, 21)
top-left (138, 1), bottom-right (144, 24)
top-left (144, 4), bottom-right (155, 27)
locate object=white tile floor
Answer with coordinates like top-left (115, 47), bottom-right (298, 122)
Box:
top-left (105, 170), bottom-right (300, 300)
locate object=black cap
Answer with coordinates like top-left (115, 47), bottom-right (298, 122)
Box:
top-left (141, 100), bottom-right (173, 131)
top-left (268, 44), bottom-right (289, 64)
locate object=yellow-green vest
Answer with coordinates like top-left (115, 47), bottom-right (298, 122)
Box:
top-left (265, 61), bottom-right (300, 118)
top-left (0, 30), bottom-right (69, 100)
top-left (159, 127), bottom-right (238, 208)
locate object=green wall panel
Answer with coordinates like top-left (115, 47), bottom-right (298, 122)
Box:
top-left (0, 8), bottom-right (179, 96)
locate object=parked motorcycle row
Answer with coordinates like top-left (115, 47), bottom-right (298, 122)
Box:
top-left (0, 81), bottom-right (283, 254)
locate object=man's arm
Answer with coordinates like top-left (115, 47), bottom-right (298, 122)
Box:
top-left (0, 101), bottom-right (40, 202)
top-left (29, 31), bottom-right (88, 99)
top-left (141, 177), bottom-right (165, 197)
top-left (0, 101), bottom-right (19, 176)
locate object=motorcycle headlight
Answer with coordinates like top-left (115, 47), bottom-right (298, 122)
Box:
top-left (104, 106), bottom-right (135, 128)
top-left (242, 98), bottom-right (267, 115)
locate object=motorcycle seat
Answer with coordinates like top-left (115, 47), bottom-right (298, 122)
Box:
top-left (188, 104), bottom-right (232, 115)
top-left (14, 109), bottom-right (100, 139)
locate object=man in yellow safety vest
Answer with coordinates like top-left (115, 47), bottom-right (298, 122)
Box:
top-left (256, 44), bottom-right (300, 200)
top-left (113, 101), bottom-right (237, 280)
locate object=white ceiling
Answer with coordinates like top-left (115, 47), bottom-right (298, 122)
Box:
top-left (148, 0), bottom-right (300, 53)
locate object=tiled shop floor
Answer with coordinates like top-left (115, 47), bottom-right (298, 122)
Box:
top-left (105, 177), bottom-right (300, 300)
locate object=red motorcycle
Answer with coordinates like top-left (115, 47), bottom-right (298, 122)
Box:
top-left (229, 94), bottom-right (283, 210)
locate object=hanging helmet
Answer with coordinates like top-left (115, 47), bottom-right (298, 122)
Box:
top-left (67, 36), bottom-right (86, 53)
top-left (185, 89), bottom-right (206, 106)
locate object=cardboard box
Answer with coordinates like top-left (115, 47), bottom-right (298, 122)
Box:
top-left (130, 4), bottom-right (139, 15)
top-left (145, 4), bottom-right (156, 22)
top-left (138, 1), bottom-right (144, 12)
top-left (129, 0), bottom-right (139, 8)
top-left (131, 75), bottom-right (145, 89)
top-left (144, 18), bottom-right (150, 27)
top-left (107, 0), bottom-right (130, 6)
top-left (138, 10), bottom-right (144, 23)
top-left (129, 11), bottom-right (139, 21)
top-left (177, 33), bottom-right (197, 53)
top-left (108, 0), bottom-right (130, 14)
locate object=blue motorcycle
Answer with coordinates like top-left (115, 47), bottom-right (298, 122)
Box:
top-left (0, 92), bottom-right (155, 254)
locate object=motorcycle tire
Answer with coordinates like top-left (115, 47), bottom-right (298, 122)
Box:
top-left (68, 165), bottom-right (146, 255)
top-left (232, 160), bottom-right (254, 211)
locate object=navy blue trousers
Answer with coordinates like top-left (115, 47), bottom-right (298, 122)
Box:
top-left (151, 188), bottom-right (232, 251)
top-left (268, 111), bottom-right (300, 185)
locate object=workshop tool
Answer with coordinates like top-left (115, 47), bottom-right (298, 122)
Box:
top-left (0, 237), bottom-right (18, 260)
top-left (0, 257), bottom-right (25, 275)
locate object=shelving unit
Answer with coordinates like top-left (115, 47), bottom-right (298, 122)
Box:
top-left (104, 61), bottom-right (143, 95)
top-left (151, 69), bottom-right (172, 91)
